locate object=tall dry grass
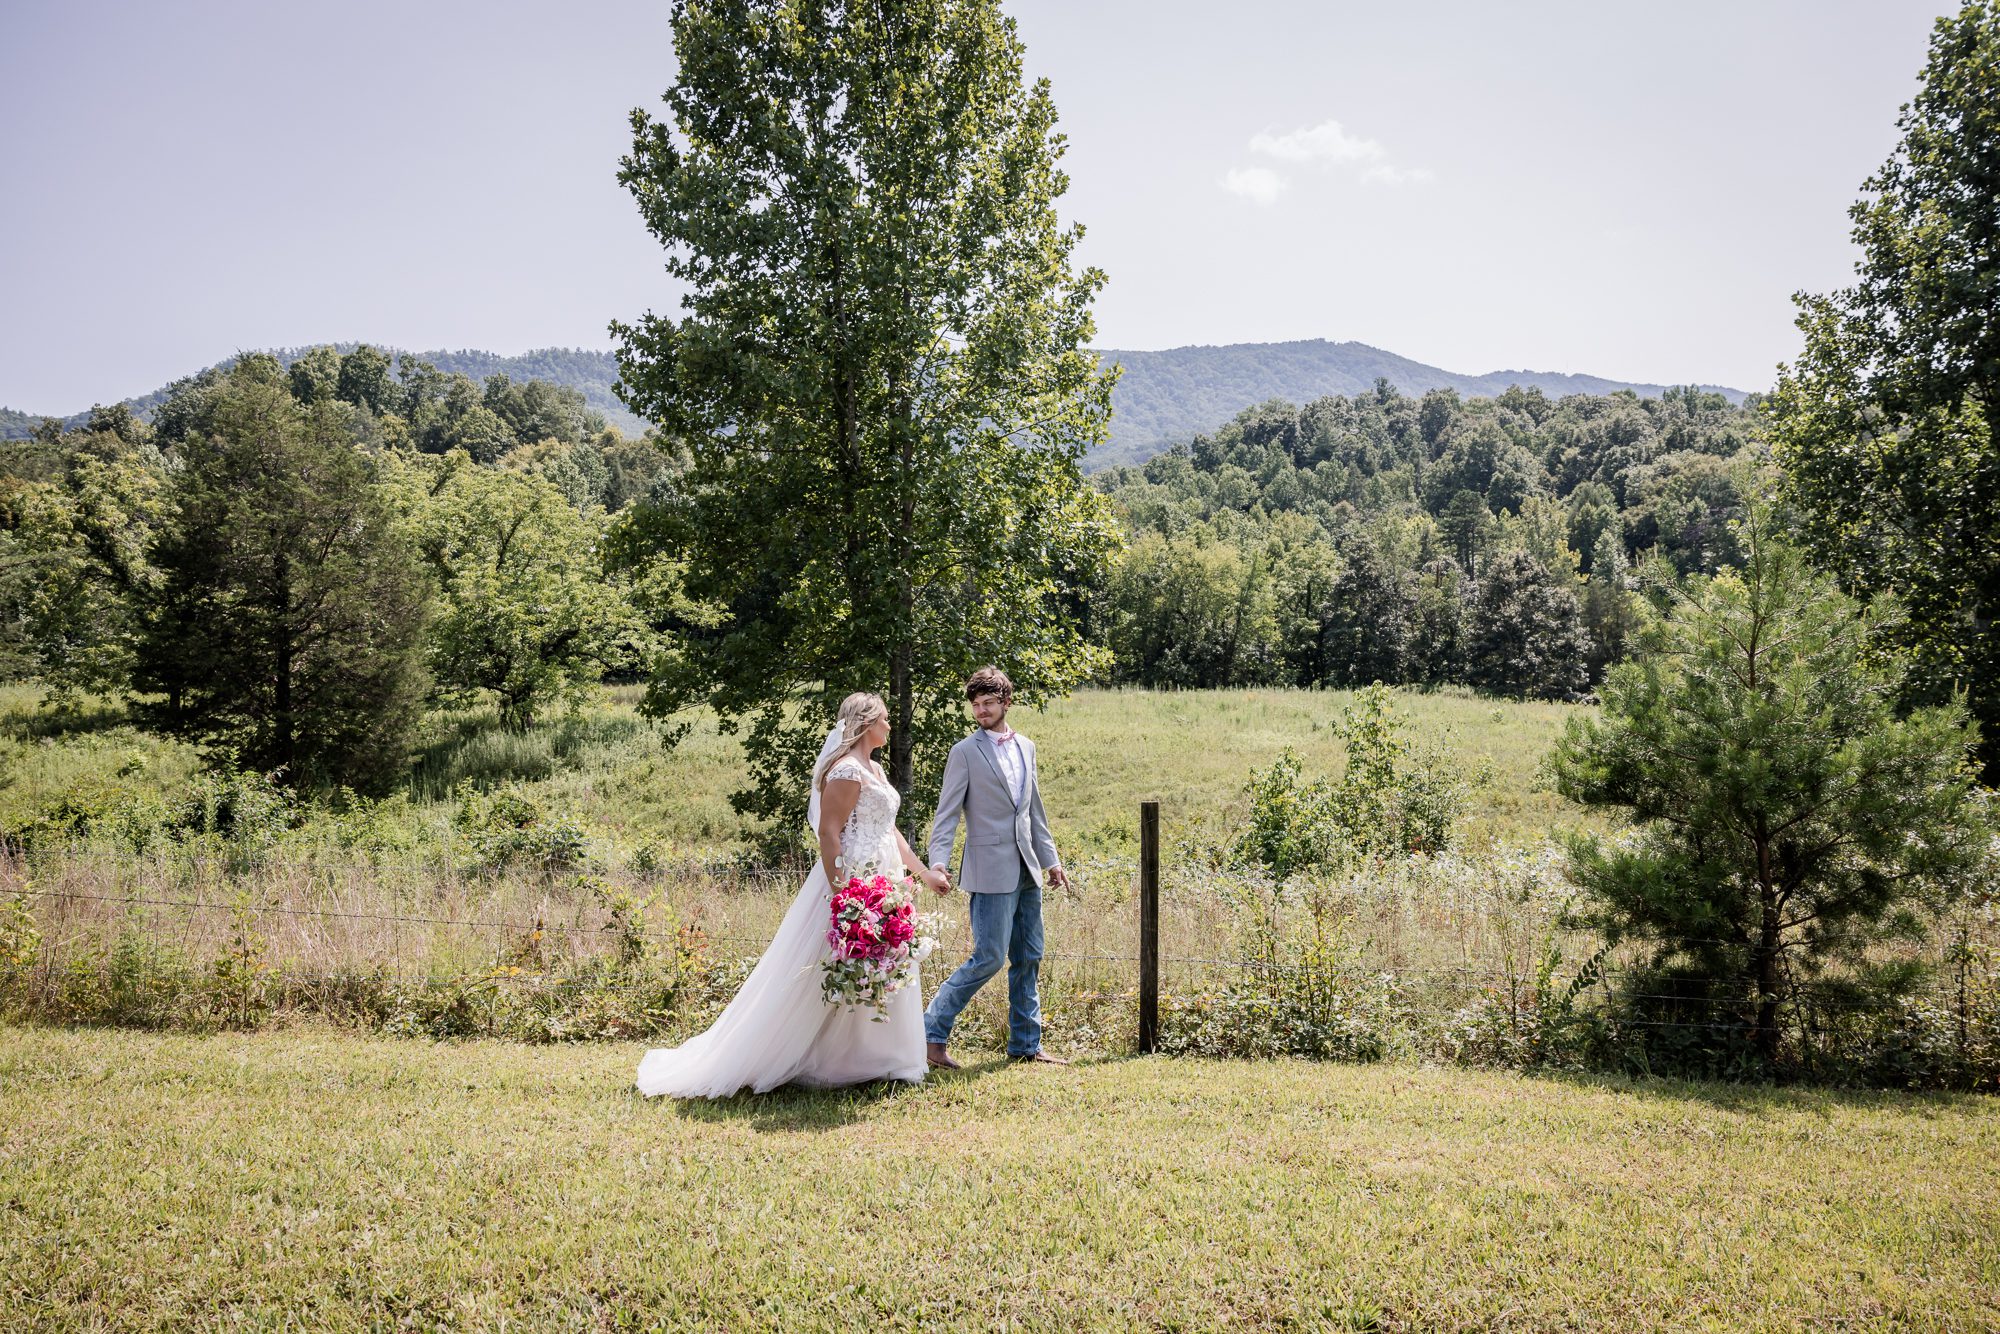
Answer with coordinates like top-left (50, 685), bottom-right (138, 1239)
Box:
top-left (5, 684), bottom-right (1992, 1078)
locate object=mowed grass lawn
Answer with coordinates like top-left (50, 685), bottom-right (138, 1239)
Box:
top-left (5, 1026), bottom-right (1996, 1332)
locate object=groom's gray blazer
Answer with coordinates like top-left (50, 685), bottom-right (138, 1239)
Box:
top-left (928, 732), bottom-right (1060, 894)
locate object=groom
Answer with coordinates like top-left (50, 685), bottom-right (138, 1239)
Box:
top-left (923, 666), bottom-right (1069, 1069)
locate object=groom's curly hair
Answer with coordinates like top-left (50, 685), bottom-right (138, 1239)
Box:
top-left (965, 666), bottom-right (1014, 704)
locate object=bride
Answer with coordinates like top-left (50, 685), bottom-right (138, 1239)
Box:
top-left (636, 692), bottom-right (948, 1098)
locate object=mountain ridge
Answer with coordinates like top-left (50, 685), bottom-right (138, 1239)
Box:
top-left (2, 338), bottom-right (1754, 469)
top-left (1091, 338), bottom-right (1751, 469)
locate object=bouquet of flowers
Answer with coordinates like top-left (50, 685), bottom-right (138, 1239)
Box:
top-left (822, 871), bottom-right (944, 1019)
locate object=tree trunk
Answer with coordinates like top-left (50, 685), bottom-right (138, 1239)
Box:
top-left (890, 626), bottom-right (913, 795)
top-left (273, 547), bottom-right (294, 779)
top-left (1752, 844), bottom-right (1782, 1063)
top-left (890, 417), bottom-right (916, 796)
top-left (505, 692), bottom-right (533, 731)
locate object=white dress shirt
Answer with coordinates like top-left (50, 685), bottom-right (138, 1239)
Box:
top-left (985, 727), bottom-right (1027, 807)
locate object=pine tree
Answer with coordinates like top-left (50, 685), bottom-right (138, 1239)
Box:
top-left (1551, 515), bottom-right (1990, 1063)
top-left (132, 357), bottom-right (430, 792)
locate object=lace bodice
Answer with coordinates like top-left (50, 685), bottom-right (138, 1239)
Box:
top-left (826, 757), bottom-right (901, 877)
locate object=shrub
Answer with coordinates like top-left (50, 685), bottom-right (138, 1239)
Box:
top-left (166, 767), bottom-right (297, 855)
top-left (1439, 931), bottom-right (1611, 1070)
top-left (1233, 749), bottom-right (1338, 877)
top-left (1, 764), bottom-right (295, 858)
top-left (1161, 928), bottom-right (1389, 1063)
top-left (1162, 874), bottom-right (1390, 1061)
top-left (104, 920), bottom-right (199, 1028)
top-left (320, 788), bottom-right (426, 855)
top-left (454, 782), bottom-right (598, 873)
top-left (1232, 687), bottom-right (1465, 874)
top-left (206, 904), bottom-right (277, 1029)
top-left (2, 778), bottom-right (133, 852)
top-left (0, 890), bottom-right (41, 1007)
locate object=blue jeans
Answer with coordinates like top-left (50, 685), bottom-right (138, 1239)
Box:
top-left (923, 860), bottom-right (1043, 1055)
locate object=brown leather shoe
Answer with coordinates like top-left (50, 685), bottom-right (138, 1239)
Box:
top-left (1009, 1050), bottom-right (1069, 1066)
top-left (925, 1042), bottom-right (961, 1070)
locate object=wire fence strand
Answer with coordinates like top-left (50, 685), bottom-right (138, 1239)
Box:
top-left (8, 883), bottom-right (1980, 1028)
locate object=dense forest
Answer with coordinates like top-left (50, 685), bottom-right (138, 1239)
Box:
top-left (0, 344), bottom-right (1755, 792)
top-left (0, 347), bottom-right (682, 789)
top-left (0, 345), bottom-right (651, 443)
top-left (1088, 382), bottom-right (1764, 697)
top-left (2, 339), bottom-right (1746, 471)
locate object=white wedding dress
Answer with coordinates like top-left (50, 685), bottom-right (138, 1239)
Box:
top-left (636, 756), bottom-right (927, 1098)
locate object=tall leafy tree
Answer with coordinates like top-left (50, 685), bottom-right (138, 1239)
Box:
top-left (1102, 525), bottom-right (1280, 688)
top-left (132, 357), bottom-right (430, 792)
top-left (611, 0), bottom-right (1119, 821)
top-left (482, 374), bottom-right (595, 448)
top-left (288, 346), bottom-right (344, 407)
top-left (1581, 522), bottom-right (1641, 682)
top-left (385, 452), bottom-right (645, 728)
top-left (0, 470), bottom-right (46, 680)
top-left (1498, 495), bottom-right (1580, 578)
top-left (1768, 1), bottom-right (2000, 777)
top-left (1551, 518), bottom-right (1990, 1064)
top-left (1269, 519), bottom-right (1347, 685)
top-left (335, 344), bottom-right (397, 416)
top-left (0, 411), bottom-right (165, 695)
top-left (1320, 536), bottom-right (1413, 688)
top-left (1408, 556), bottom-right (1467, 686)
top-left (1437, 488), bottom-right (1493, 576)
top-left (1465, 549), bottom-right (1590, 700)
top-left (1566, 482), bottom-right (1618, 574)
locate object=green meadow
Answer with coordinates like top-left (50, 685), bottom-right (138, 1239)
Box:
top-left (1, 684), bottom-right (1612, 1049)
top-left (0, 682), bottom-right (1594, 860)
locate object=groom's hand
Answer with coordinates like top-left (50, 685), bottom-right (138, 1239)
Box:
top-left (929, 863), bottom-right (953, 894)
top-left (1046, 866), bottom-right (1068, 890)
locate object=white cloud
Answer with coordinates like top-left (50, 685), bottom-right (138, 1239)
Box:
top-left (1249, 120), bottom-right (1385, 165)
top-left (1221, 165), bottom-right (1289, 206)
top-left (1246, 117), bottom-right (1434, 189)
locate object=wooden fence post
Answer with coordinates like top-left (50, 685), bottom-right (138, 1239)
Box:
top-left (1138, 799), bottom-right (1160, 1054)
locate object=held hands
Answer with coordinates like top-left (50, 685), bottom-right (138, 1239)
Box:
top-left (921, 864), bottom-right (953, 895)
top-left (1046, 866), bottom-right (1069, 890)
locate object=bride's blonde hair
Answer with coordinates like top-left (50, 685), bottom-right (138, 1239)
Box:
top-left (813, 691), bottom-right (888, 791)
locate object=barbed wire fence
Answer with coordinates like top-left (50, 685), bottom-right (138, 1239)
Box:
top-left (4, 825), bottom-right (1991, 1057)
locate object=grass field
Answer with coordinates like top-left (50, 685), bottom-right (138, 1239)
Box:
top-left (0, 683), bottom-right (1600, 862)
top-left (1, 683), bottom-right (1613, 1045)
top-left (4, 1024), bottom-right (1997, 1331)
top-left (7, 686), bottom-right (1997, 1327)
top-left (6, 682), bottom-right (1991, 1069)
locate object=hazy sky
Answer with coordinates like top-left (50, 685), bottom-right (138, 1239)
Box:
top-left (0, 0), bottom-right (1952, 412)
